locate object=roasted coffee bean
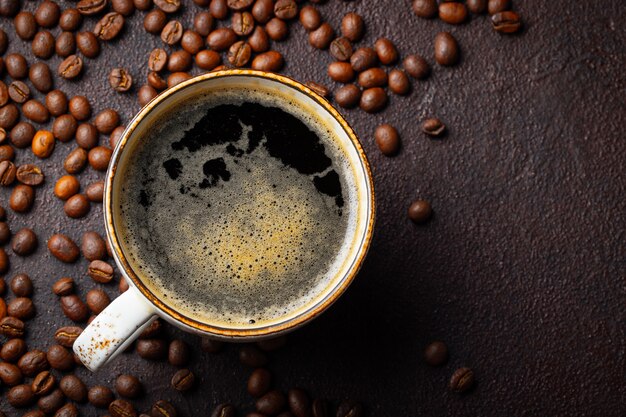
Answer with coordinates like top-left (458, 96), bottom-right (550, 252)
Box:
top-left (306, 81), bottom-right (330, 98)
top-left (336, 401), bottom-right (363, 417)
top-left (375, 124), bottom-right (400, 156)
top-left (341, 12), bottom-right (364, 42)
top-left (248, 368), bottom-right (271, 397)
top-left (32, 370), bottom-right (55, 396)
top-left (69, 96), bottom-right (91, 120)
top-left (350, 47), bottom-right (377, 72)
top-left (10, 274), bottom-right (33, 297)
top-left (10, 122), bottom-right (35, 148)
top-left (89, 385), bottom-right (115, 408)
top-left (228, 0), bottom-right (254, 11)
top-left (110, 125), bottom-right (125, 148)
top-left (56, 31), bottom-right (76, 57)
top-left (168, 339), bottom-right (190, 366)
top-left (311, 399), bottom-right (328, 417)
top-left (169, 368), bottom-right (194, 392)
top-left (48, 234), bottom-right (80, 263)
top-left (32, 30), bottom-right (55, 59)
top-left (0, 221), bottom-right (9, 243)
top-left (60, 8), bottom-right (83, 31)
top-left (63, 147), bottom-right (88, 175)
top-left (5, 53), bottom-right (28, 79)
top-left (0, 104), bottom-right (19, 130)
top-left (0, 160), bottom-right (16, 185)
top-left (52, 114), bottom-right (78, 142)
top-left (298, 5), bottom-right (320, 31)
top-left (76, 31), bottom-right (101, 58)
top-left (0, 247), bottom-right (8, 274)
top-left (0, 361), bottom-right (23, 385)
top-left (81, 231), bottom-right (107, 261)
top-left (139, 318), bottom-right (162, 339)
top-left (168, 50), bottom-right (192, 72)
top-left (201, 337), bottom-right (223, 353)
top-left (330, 37), bottom-right (353, 61)
top-left (407, 199), bottom-right (432, 223)
top-left (19, 350), bottom-right (49, 376)
top-left (412, 0), bottom-right (437, 18)
top-left (7, 297), bottom-right (35, 320)
top-left (449, 367), bottom-right (474, 392)
top-left (252, 0), bottom-right (273, 24)
top-left (161, 20), bottom-right (183, 45)
top-left (488, 0), bottom-right (510, 15)
top-left (148, 71), bottom-right (168, 90)
top-left (76, 123), bottom-right (98, 149)
top-left (144, 9), bottom-right (167, 34)
top-left (232, 12), bottom-right (254, 36)
top-left (47, 345), bottom-right (74, 371)
top-left (328, 62), bottom-right (354, 83)
top-left (11, 229), bottom-right (37, 256)
top-left (421, 117), bottom-right (445, 137)
top-left (31, 130), bottom-right (54, 158)
top-left (86, 180), bottom-right (105, 202)
top-left (0, 29), bottom-right (7, 54)
top-left (0, 205), bottom-right (5, 220)
top-left (358, 67), bottom-right (387, 88)
top-left (137, 339), bottom-right (167, 360)
top-left (109, 68), bottom-right (133, 92)
top-left (491, 11), bottom-right (521, 33)
top-left (257, 390), bottom-right (286, 415)
top-left (8, 81), bottom-right (30, 104)
top-left (439, 2), bottom-right (468, 24)
top-left (46, 90), bottom-right (68, 116)
top-left (167, 72), bottom-right (191, 87)
top-left (155, 0), bottom-right (180, 13)
top-left (77, 0), bottom-right (107, 16)
top-left (23, 100), bottom-right (50, 124)
top-left (58, 55), bottom-right (83, 79)
top-left (287, 388), bottom-right (310, 417)
top-left (0, 316), bottom-right (25, 338)
top-left (88, 259), bottom-right (114, 283)
top-left (194, 12), bottom-right (214, 36)
top-left (15, 12), bottom-right (38, 40)
top-left (14, 164), bottom-right (43, 187)
top-left (374, 38), bottom-right (398, 65)
top-left (211, 404), bottom-right (235, 417)
top-left (10, 184), bottom-right (35, 212)
top-left (265, 17), bottom-right (288, 40)
top-left (138, 85), bottom-right (156, 106)
top-left (403, 54), bottom-right (430, 79)
top-left (115, 374), bottom-right (142, 398)
top-left (111, 0), bottom-right (134, 15)
top-left (424, 341), bottom-right (448, 366)
top-left (0, 82), bottom-right (8, 107)
top-left (119, 278), bottom-right (130, 293)
top-left (227, 41), bottom-right (252, 67)
top-left (274, 0), bottom-right (296, 20)
top-left (60, 295), bottom-right (89, 322)
top-left (251, 51), bottom-right (284, 72)
top-left (434, 32), bottom-right (459, 66)
top-left (64, 193), bottom-right (90, 218)
top-left (246, 26), bottom-right (269, 53)
top-left (8, 384), bottom-right (35, 407)
top-left (23, 409), bottom-right (46, 417)
top-left (0, 144), bottom-right (15, 161)
top-left (95, 12), bottom-right (125, 40)
top-left (239, 345), bottom-right (268, 367)
top-left (59, 375), bottom-right (87, 402)
top-left (88, 146), bottom-right (113, 170)
top-left (308, 23), bottom-right (333, 49)
top-left (360, 87), bottom-right (387, 113)
top-left (152, 399), bottom-right (177, 417)
top-left (52, 277), bottom-right (75, 296)
top-left (334, 84), bottom-right (361, 109)
top-left (54, 326), bottom-right (82, 347)
top-left (95, 109), bottom-right (120, 134)
top-left (1, 338), bottom-right (26, 362)
top-left (54, 175), bottom-right (80, 200)
top-left (86, 288), bottom-right (110, 314)
top-left (56, 403), bottom-right (79, 417)
top-left (388, 69), bottom-right (410, 95)
top-left (180, 30), bottom-right (203, 55)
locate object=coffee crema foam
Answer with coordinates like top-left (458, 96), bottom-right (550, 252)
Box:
top-left (116, 87), bottom-right (359, 328)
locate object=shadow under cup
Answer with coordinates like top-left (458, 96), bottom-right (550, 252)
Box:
top-left (106, 70), bottom-right (375, 339)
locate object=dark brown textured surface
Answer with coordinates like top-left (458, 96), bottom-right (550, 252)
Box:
top-left (1, 1), bottom-right (625, 416)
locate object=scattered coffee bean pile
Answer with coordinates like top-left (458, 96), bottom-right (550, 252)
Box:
top-left (0, 0), bottom-right (525, 414)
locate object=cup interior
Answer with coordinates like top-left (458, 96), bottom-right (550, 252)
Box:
top-left (105, 70), bottom-right (374, 337)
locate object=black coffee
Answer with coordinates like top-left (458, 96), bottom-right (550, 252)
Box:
top-left (117, 88), bottom-right (358, 327)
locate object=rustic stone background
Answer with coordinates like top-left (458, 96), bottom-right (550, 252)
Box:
top-left (1, 1), bottom-right (624, 416)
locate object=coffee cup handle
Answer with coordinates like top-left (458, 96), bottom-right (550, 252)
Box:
top-left (73, 287), bottom-right (158, 372)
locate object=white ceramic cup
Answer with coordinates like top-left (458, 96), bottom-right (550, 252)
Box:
top-left (73, 70), bottom-right (375, 371)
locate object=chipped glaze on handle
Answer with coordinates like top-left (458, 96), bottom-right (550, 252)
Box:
top-left (73, 288), bottom-right (157, 371)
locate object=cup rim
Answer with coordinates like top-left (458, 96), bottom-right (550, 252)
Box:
top-left (104, 69), bottom-right (375, 338)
